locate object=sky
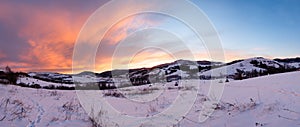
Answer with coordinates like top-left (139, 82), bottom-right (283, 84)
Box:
top-left (0, 0), bottom-right (299, 73)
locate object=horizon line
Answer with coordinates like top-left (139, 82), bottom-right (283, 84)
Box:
top-left (2, 56), bottom-right (299, 75)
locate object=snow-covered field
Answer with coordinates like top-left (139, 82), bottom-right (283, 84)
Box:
top-left (1, 71), bottom-right (300, 127)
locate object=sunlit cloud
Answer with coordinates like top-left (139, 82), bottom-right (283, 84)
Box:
top-left (0, 1), bottom-right (100, 73)
top-left (0, 61), bottom-right (30, 72)
top-left (104, 15), bottom-right (164, 45)
top-left (127, 48), bottom-right (175, 69)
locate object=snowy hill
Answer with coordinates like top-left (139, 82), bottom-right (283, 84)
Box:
top-left (200, 57), bottom-right (296, 79)
top-left (17, 77), bottom-right (75, 88)
top-left (275, 57), bottom-right (300, 68)
top-left (8, 57), bottom-right (299, 89)
top-left (286, 62), bottom-right (300, 68)
top-left (1, 71), bottom-right (300, 126)
top-left (182, 71), bottom-right (300, 127)
top-left (97, 57), bottom-right (298, 83)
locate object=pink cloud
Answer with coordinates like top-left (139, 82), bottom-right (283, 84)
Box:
top-left (103, 14), bottom-right (163, 45)
top-left (0, 1), bottom-right (95, 73)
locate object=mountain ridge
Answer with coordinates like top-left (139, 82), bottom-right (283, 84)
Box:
top-left (20, 57), bottom-right (299, 84)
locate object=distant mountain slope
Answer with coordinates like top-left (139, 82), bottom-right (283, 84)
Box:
top-left (200, 57), bottom-right (291, 78)
top-left (13, 57), bottom-right (300, 87)
top-left (274, 57), bottom-right (300, 68)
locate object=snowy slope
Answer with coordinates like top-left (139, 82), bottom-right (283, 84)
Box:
top-left (0, 86), bottom-right (91, 127)
top-left (126, 59), bottom-right (221, 80)
top-left (17, 77), bottom-right (75, 88)
top-left (275, 57), bottom-right (300, 69)
top-left (200, 57), bottom-right (284, 77)
top-left (1, 71), bottom-right (300, 126)
top-left (182, 71), bottom-right (300, 127)
top-left (285, 62), bottom-right (300, 68)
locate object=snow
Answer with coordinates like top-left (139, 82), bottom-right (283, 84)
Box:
top-left (182, 71), bottom-right (300, 127)
top-left (0, 86), bottom-right (91, 127)
top-left (1, 71), bottom-right (300, 126)
top-left (28, 72), bottom-right (37, 77)
top-left (72, 76), bottom-right (98, 83)
top-left (167, 70), bottom-right (189, 78)
top-left (286, 62), bottom-right (300, 68)
top-left (17, 77), bottom-right (75, 88)
top-left (189, 65), bottom-right (198, 70)
top-left (200, 57), bottom-right (283, 77)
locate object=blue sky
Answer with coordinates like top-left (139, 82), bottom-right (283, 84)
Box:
top-left (193, 0), bottom-right (300, 58)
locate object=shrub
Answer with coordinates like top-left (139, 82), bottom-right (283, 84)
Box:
top-left (43, 85), bottom-right (56, 89)
top-left (5, 66), bottom-right (18, 85)
top-left (30, 84), bottom-right (42, 89)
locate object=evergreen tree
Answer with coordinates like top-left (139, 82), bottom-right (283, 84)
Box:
top-left (5, 66), bottom-right (18, 84)
top-left (234, 69), bottom-right (244, 80)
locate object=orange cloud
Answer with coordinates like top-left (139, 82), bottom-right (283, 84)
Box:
top-left (0, 61), bottom-right (31, 72)
top-left (0, 2), bottom-right (92, 73)
top-left (94, 48), bottom-right (176, 72)
top-left (19, 11), bottom-right (85, 69)
top-left (128, 49), bottom-right (175, 69)
top-left (95, 56), bottom-right (114, 72)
